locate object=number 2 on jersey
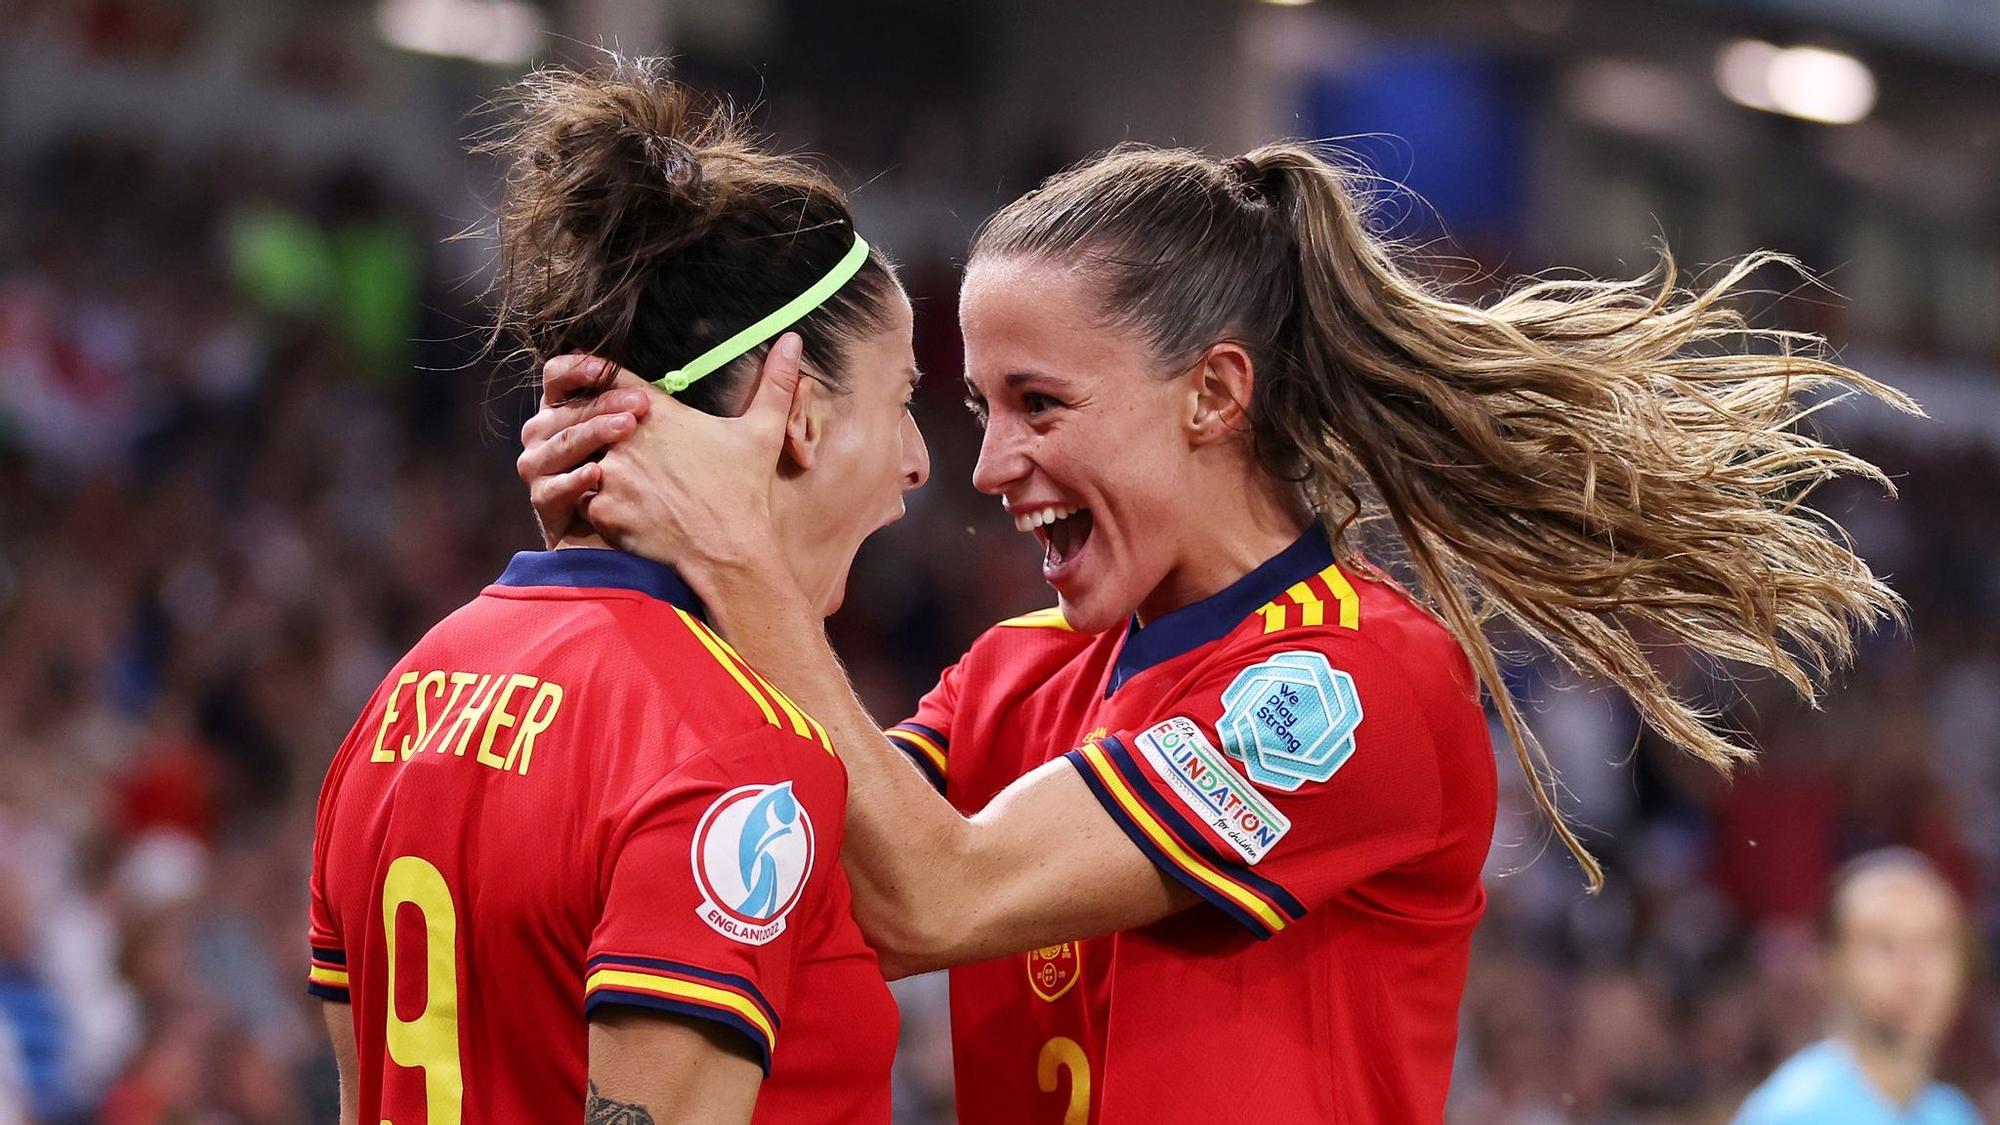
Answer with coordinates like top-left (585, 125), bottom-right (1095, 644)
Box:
top-left (1037, 1036), bottom-right (1091, 1125)
top-left (382, 856), bottom-right (463, 1125)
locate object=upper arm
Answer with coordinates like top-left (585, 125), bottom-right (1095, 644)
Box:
top-left (1065, 640), bottom-right (1446, 935)
top-left (914, 634), bottom-right (1445, 966)
top-left (321, 1001), bottom-right (358, 1125)
top-left (589, 727), bottom-right (843, 1073)
top-left (587, 1008), bottom-right (761, 1125)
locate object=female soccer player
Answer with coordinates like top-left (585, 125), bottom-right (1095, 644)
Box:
top-left (306, 61), bottom-right (925, 1124)
top-left (521, 144), bottom-right (1908, 1122)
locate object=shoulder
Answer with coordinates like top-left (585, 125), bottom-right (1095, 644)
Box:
top-left (470, 594), bottom-right (838, 778)
top-left (1187, 613), bottom-right (1447, 779)
top-left (611, 721), bottom-right (848, 856)
top-left (950, 604), bottom-right (1102, 687)
top-left (1211, 568), bottom-right (1481, 752)
top-left (973, 605), bottom-right (1100, 657)
top-left (1917, 1080), bottom-right (1982, 1124)
top-left (575, 601), bottom-right (835, 749)
top-left (1249, 566), bottom-right (1468, 682)
top-left (1736, 1042), bottom-right (1856, 1124)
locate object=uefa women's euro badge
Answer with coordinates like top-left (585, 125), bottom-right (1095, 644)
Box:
top-left (1218, 652), bottom-right (1363, 791)
top-left (691, 782), bottom-right (816, 945)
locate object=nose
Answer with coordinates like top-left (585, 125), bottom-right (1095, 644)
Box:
top-left (971, 415), bottom-right (1029, 497)
top-left (902, 412), bottom-right (931, 493)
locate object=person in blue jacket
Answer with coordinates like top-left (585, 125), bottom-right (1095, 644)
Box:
top-left (1735, 849), bottom-right (1982, 1125)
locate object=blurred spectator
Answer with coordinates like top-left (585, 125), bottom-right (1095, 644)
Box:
top-left (1732, 850), bottom-right (1981, 1124)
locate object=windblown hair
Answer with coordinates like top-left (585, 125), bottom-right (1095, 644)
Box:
top-left (480, 55), bottom-right (897, 413)
top-left (973, 142), bottom-right (1917, 887)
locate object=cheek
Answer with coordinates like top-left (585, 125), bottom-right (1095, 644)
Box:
top-left (827, 417), bottom-right (901, 499)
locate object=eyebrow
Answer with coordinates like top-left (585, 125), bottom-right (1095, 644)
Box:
top-left (1004, 370), bottom-right (1069, 391)
top-left (964, 370), bottom-right (1075, 395)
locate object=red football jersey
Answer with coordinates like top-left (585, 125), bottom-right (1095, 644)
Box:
top-left (886, 530), bottom-right (1496, 1123)
top-left (308, 549), bottom-right (897, 1124)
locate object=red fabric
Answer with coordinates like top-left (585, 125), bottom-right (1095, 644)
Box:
top-left (308, 574), bottom-right (895, 1123)
top-left (116, 739), bottom-right (215, 842)
top-left (906, 559), bottom-right (1495, 1124)
top-left (1711, 771), bottom-right (1839, 923)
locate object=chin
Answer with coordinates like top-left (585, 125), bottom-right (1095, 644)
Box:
top-left (1053, 589), bottom-right (1131, 636)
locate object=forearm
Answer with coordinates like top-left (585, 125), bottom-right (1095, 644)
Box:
top-left (705, 569), bottom-right (985, 974)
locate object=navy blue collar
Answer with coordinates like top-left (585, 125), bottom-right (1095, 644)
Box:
top-left (1109, 527), bottom-right (1333, 694)
top-left (494, 548), bottom-right (707, 620)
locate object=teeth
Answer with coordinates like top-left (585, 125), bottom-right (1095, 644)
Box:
top-left (1011, 505), bottom-right (1077, 533)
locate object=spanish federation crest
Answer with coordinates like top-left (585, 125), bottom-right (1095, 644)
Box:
top-left (691, 782), bottom-right (815, 946)
top-left (1218, 651), bottom-right (1363, 791)
top-left (1027, 941), bottom-right (1081, 1002)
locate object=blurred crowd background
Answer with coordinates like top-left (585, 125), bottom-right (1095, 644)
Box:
top-left (1, 0), bottom-right (1997, 1122)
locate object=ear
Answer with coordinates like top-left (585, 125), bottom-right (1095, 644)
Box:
top-left (781, 373), bottom-right (836, 474)
top-left (1187, 341), bottom-right (1255, 448)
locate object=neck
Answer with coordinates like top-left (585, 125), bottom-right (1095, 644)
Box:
top-left (1839, 1028), bottom-right (1933, 1107)
top-left (1135, 469), bottom-right (1310, 626)
top-left (555, 531), bottom-right (612, 551)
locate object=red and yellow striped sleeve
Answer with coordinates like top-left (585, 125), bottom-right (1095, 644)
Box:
top-left (306, 944), bottom-right (351, 1003)
top-left (584, 954), bottom-right (780, 1073)
top-left (885, 722), bottom-right (948, 791)
top-left (1066, 736), bottom-right (1307, 939)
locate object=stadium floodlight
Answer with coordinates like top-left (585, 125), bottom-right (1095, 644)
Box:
top-left (377, 0), bottom-right (544, 66)
top-left (1715, 39), bottom-right (1876, 125)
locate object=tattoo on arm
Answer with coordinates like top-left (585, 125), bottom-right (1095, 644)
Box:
top-left (585, 1081), bottom-right (657, 1125)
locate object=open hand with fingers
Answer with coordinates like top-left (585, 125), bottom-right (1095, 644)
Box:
top-left (516, 334), bottom-right (807, 593)
top-left (516, 355), bottom-right (652, 548)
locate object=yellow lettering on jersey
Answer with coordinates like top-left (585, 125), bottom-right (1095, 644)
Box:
top-left (400, 670), bottom-right (449, 761)
top-left (445, 675), bottom-right (503, 758)
top-left (369, 671), bottom-right (568, 778)
top-left (371, 671), bottom-right (419, 762)
top-left (505, 681), bottom-right (564, 774)
top-left (1037, 1036), bottom-right (1091, 1125)
top-left (412, 672), bottom-right (478, 757)
top-left (475, 674), bottom-right (537, 770)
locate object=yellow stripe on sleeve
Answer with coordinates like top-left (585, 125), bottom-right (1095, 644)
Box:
top-left (1318, 564), bottom-right (1361, 629)
top-left (308, 965), bottom-right (350, 988)
top-left (673, 609), bottom-right (780, 728)
top-left (802, 713), bottom-right (833, 754)
top-left (1077, 742), bottom-right (1288, 934)
top-left (584, 969), bottom-right (776, 1045)
top-left (737, 661), bottom-right (813, 739)
top-left (705, 625), bottom-right (836, 755)
top-left (887, 728), bottom-right (947, 773)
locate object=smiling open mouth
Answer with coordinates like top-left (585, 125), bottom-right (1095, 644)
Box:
top-left (1022, 507), bottom-right (1094, 572)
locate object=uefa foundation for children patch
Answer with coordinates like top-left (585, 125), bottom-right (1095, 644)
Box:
top-left (1218, 652), bottom-right (1363, 791)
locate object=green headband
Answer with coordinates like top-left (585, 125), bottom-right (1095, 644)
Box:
top-left (653, 232), bottom-right (872, 395)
